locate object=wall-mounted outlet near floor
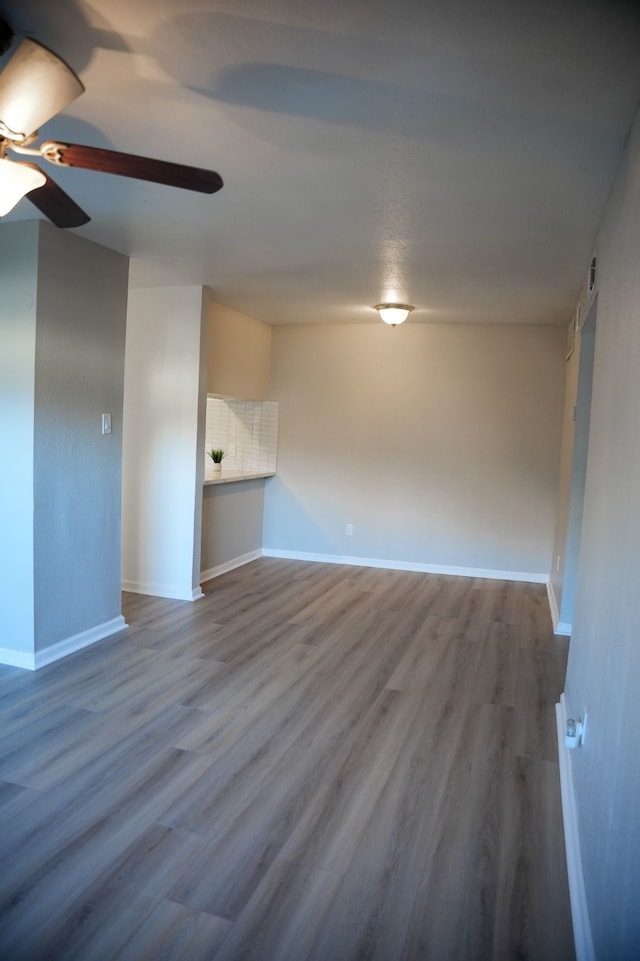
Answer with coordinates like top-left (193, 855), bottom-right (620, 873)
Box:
top-left (556, 554), bottom-right (561, 572)
top-left (345, 523), bottom-right (354, 535)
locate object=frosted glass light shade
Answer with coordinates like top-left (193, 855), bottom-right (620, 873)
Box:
top-left (375, 303), bottom-right (414, 326)
top-left (0, 38), bottom-right (84, 140)
top-left (0, 157), bottom-right (45, 215)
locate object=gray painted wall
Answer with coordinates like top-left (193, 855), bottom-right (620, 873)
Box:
top-left (201, 480), bottom-right (266, 575)
top-left (560, 301), bottom-right (597, 631)
top-left (0, 221), bottom-right (128, 661)
top-left (33, 224), bottom-right (129, 651)
top-left (264, 323), bottom-right (565, 576)
top-left (0, 223), bottom-right (39, 656)
top-left (565, 105), bottom-right (640, 959)
top-left (549, 322), bottom-right (580, 627)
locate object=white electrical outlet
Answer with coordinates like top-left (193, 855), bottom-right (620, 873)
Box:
top-left (565, 711), bottom-right (587, 749)
top-left (101, 413), bottom-right (112, 435)
top-left (345, 523), bottom-right (354, 536)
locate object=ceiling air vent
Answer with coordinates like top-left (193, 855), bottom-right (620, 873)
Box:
top-left (587, 254), bottom-right (597, 298)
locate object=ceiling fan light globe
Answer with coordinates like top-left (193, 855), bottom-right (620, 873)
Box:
top-left (0, 157), bottom-right (46, 215)
top-left (0, 38), bottom-right (84, 141)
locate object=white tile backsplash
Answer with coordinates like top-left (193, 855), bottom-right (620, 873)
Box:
top-left (205, 397), bottom-right (278, 473)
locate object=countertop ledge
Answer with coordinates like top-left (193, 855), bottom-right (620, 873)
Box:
top-left (204, 471), bottom-right (276, 486)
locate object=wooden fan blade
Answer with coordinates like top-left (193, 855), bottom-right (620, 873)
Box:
top-left (53, 143), bottom-right (223, 194)
top-left (26, 171), bottom-right (90, 228)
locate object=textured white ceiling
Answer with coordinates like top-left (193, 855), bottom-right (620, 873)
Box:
top-left (1, 0), bottom-right (640, 325)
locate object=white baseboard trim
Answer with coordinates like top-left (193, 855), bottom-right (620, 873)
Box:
top-left (0, 647), bottom-right (38, 670)
top-left (200, 549), bottom-right (263, 584)
top-left (35, 616), bottom-right (128, 669)
top-left (122, 579), bottom-right (203, 601)
top-left (547, 582), bottom-right (572, 636)
top-left (556, 694), bottom-right (595, 961)
top-left (0, 615), bottom-right (128, 672)
top-left (547, 580), bottom-right (561, 628)
top-left (261, 548), bottom-right (547, 584)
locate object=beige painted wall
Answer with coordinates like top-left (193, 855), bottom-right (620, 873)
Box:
top-left (264, 322), bottom-right (565, 576)
top-left (207, 297), bottom-right (272, 398)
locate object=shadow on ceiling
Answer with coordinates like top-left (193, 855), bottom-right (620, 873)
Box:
top-left (0, 0), bottom-right (129, 73)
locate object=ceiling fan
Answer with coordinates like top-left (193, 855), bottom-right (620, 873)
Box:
top-left (0, 19), bottom-right (223, 227)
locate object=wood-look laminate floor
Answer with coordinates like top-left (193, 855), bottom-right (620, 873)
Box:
top-left (0, 559), bottom-right (575, 961)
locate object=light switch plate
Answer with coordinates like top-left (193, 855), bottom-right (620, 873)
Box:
top-left (101, 413), bottom-right (112, 435)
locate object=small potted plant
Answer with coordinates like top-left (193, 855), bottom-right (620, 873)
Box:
top-left (208, 448), bottom-right (225, 475)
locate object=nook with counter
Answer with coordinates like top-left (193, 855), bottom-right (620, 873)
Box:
top-left (199, 300), bottom-right (277, 584)
top-left (203, 395), bottom-right (278, 484)
top-left (200, 388), bottom-right (279, 580)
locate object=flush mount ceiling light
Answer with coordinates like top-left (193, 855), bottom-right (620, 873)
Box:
top-left (374, 303), bottom-right (414, 327)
